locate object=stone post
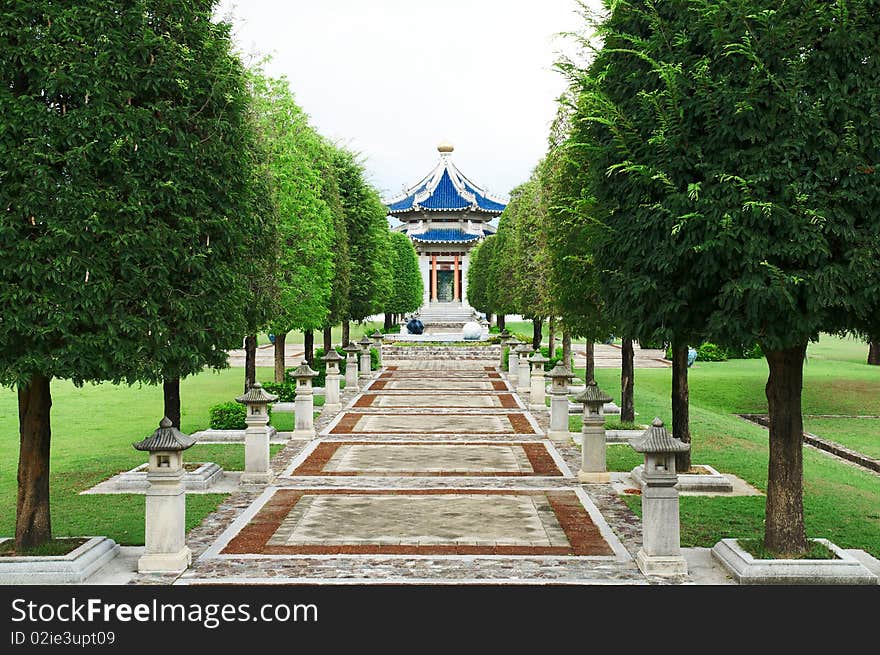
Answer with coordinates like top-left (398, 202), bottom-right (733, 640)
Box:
top-left (546, 363), bottom-right (575, 443)
top-left (370, 330), bottom-right (384, 368)
top-left (631, 418), bottom-right (690, 576)
top-left (321, 348), bottom-right (343, 413)
top-left (358, 336), bottom-right (373, 379)
top-left (343, 342), bottom-right (360, 392)
top-left (133, 418), bottom-right (196, 573)
top-left (235, 382), bottom-right (278, 484)
top-left (497, 330), bottom-right (511, 370)
top-left (573, 381), bottom-right (613, 482)
top-left (528, 352), bottom-right (549, 411)
top-left (503, 337), bottom-right (519, 374)
top-left (516, 344), bottom-right (532, 394)
top-left (291, 361), bottom-right (318, 439)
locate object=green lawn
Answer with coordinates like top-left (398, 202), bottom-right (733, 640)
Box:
top-left (802, 418), bottom-right (880, 460)
top-left (0, 367), bottom-right (289, 545)
top-left (569, 333), bottom-right (880, 556)
top-left (258, 321), bottom-right (385, 347)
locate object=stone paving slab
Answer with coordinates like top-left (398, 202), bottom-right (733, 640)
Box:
top-left (368, 379), bottom-right (510, 391)
top-left (354, 393), bottom-right (521, 409)
top-left (284, 441), bottom-right (566, 477)
top-left (209, 488), bottom-right (620, 557)
top-left (327, 412), bottom-right (540, 435)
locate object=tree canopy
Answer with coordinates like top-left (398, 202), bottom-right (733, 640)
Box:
top-left (385, 231), bottom-right (423, 315)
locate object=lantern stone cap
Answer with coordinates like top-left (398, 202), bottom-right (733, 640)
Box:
top-left (321, 348), bottom-right (343, 362)
top-left (342, 342), bottom-right (360, 354)
top-left (572, 380), bottom-right (613, 405)
top-left (514, 343), bottom-right (532, 353)
top-left (546, 363), bottom-right (575, 380)
top-left (503, 337), bottom-right (520, 345)
top-left (235, 381), bottom-right (279, 404)
top-left (498, 329), bottom-right (511, 339)
top-left (631, 418), bottom-right (690, 453)
top-left (290, 360), bottom-right (318, 379)
top-left (529, 352), bottom-right (549, 364)
top-left (358, 336), bottom-right (372, 347)
top-left (133, 417), bottom-right (196, 452)
top-left (370, 330), bottom-right (383, 339)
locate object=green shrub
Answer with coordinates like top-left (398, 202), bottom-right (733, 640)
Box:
top-left (540, 345), bottom-right (564, 371)
top-left (261, 381), bottom-right (296, 402)
top-left (489, 325), bottom-right (501, 334)
top-left (299, 347), bottom-right (347, 387)
top-left (208, 401), bottom-right (273, 430)
top-left (696, 342), bottom-right (728, 362)
top-left (664, 342), bottom-right (763, 362)
top-left (381, 324), bottom-right (401, 334)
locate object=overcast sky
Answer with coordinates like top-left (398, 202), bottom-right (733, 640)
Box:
top-left (214, 0), bottom-right (602, 202)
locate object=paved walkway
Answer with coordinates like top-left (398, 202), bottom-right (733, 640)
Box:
top-left (152, 355), bottom-right (674, 585)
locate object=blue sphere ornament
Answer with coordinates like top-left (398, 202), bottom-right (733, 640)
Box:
top-left (406, 318), bottom-right (424, 335)
top-left (687, 347), bottom-right (698, 367)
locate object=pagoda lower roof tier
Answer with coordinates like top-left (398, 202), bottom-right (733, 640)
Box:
top-left (409, 228), bottom-right (485, 244)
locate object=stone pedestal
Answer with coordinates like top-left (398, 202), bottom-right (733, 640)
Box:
top-left (322, 349), bottom-right (343, 413)
top-left (516, 345), bottom-right (532, 394)
top-left (370, 331), bottom-right (384, 368)
top-left (343, 343), bottom-right (360, 392)
top-left (632, 418), bottom-right (690, 576)
top-left (133, 419), bottom-right (196, 574)
top-left (236, 383), bottom-right (278, 484)
top-left (503, 338), bottom-right (519, 374)
top-left (574, 381), bottom-right (613, 483)
top-left (497, 330), bottom-right (511, 370)
top-left (291, 361), bottom-right (318, 440)
top-left (546, 364), bottom-right (574, 443)
top-left (528, 352), bottom-right (549, 412)
top-left (358, 337), bottom-right (373, 379)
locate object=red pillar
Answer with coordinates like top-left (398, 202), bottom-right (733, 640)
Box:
top-left (431, 255), bottom-right (438, 301)
top-left (453, 255), bottom-right (460, 301)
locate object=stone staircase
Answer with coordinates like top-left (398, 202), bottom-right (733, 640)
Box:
top-left (382, 344), bottom-right (501, 360)
top-left (415, 302), bottom-right (479, 328)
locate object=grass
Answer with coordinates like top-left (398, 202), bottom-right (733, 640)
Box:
top-left (0, 537), bottom-right (88, 557)
top-left (802, 418), bottom-right (880, 460)
top-left (258, 321), bottom-right (385, 347)
top-left (569, 333), bottom-right (880, 557)
top-left (0, 367), bottom-right (285, 545)
top-left (737, 538), bottom-right (836, 560)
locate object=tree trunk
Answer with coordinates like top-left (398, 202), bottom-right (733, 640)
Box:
top-left (763, 344), bottom-right (808, 556)
top-left (304, 330), bottom-right (314, 366)
top-left (547, 316), bottom-right (556, 357)
top-left (585, 341), bottom-right (595, 383)
top-left (562, 329), bottom-right (572, 368)
top-left (384, 313), bottom-right (393, 331)
top-left (244, 334), bottom-right (257, 392)
top-left (620, 338), bottom-right (634, 424)
top-left (341, 321), bottom-right (350, 347)
top-left (498, 314), bottom-right (506, 331)
top-left (323, 326), bottom-right (333, 353)
top-left (16, 373), bottom-right (52, 551)
top-left (486, 312), bottom-right (493, 328)
top-left (868, 341), bottom-right (880, 365)
top-left (274, 332), bottom-right (286, 382)
top-left (672, 343), bottom-right (691, 472)
top-left (532, 317), bottom-right (542, 350)
top-left (163, 377), bottom-right (181, 428)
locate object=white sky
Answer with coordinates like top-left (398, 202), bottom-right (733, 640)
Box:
top-left (214, 0), bottom-right (601, 202)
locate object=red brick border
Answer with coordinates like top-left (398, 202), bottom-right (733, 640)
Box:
top-left (222, 489), bottom-right (613, 556)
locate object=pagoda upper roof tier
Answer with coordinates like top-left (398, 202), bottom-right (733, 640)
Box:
top-left (385, 145), bottom-right (507, 216)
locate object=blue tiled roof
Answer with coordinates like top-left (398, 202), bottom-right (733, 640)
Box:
top-left (410, 229), bottom-right (481, 243)
top-left (385, 153), bottom-right (506, 215)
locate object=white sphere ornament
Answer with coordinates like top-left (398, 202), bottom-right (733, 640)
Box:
top-left (462, 321), bottom-right (482, 341)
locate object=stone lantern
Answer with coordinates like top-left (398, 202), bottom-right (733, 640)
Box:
top-left (358, 336), bottom-right (373, 379)
top-left (133, 417), bottom-right (196, 573)
top-left (290, 360), bottom-right (318, 439)
top-left (631, 417), bottom-right (690, 576)
top-left (322, 348), bottom-right (344, 413)
top-left (370, 330), bottom-right (384, 368)
top-left (342, 342), bottom-right (360, 392)
top-left (528, 352), bottom-right (549, 411)
top-left (572, 380), bottom-right (613, 482)
top-left (235, 382), bottom-right (278, 484)
top-left (546, 363), bottom-right (575, 443)
top-left (503, 337), bottom-right (520, 374)
top-left (515, 344), bottom-right (532, 394)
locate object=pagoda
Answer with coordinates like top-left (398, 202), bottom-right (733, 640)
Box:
top-left (385, 142), bottom-right (506, 324)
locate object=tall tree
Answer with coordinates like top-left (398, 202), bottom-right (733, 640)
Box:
top-left (570, 0), bottom-right (880, 554)
top-left (249, 70), bottom-right (334, 382)
top-left (385, 231), bottom-right (423, 324)
top-left (0, 1), bottom-right (276, 549)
